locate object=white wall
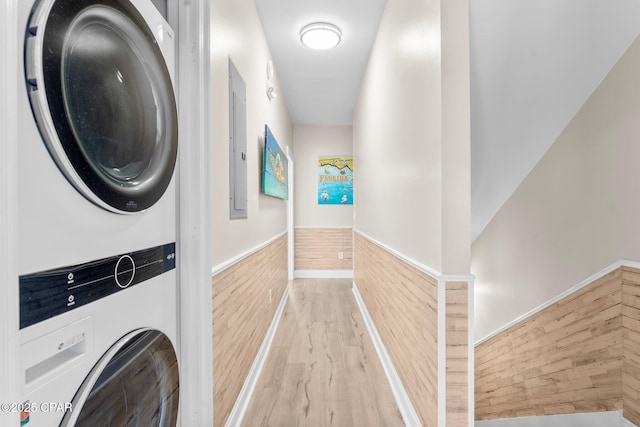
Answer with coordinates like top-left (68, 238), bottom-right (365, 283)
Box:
top-left (441, 0), bottom-right (471, 274)
top-left (353, 0), bottom-right (443, 269)
top-left (472, 34), bottom-right (640, 342)
top-left (353, 0), bottom-right (470, 274)
top-left (210, 0), bottom-right (293, 266)
top-left (293, 125), bottom-right (353, 227)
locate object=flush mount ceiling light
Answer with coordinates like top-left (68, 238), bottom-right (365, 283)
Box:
top-left (300, 22), bottom-right (341, 50)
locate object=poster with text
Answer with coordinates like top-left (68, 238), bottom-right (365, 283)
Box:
top-left (318, 156), bottom-right (353, 205)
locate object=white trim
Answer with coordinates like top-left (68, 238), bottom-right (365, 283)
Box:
top-left (1, 1), bottom-right (20, 425)
top-left (176, 0), bottom-right (213, 425)
top-left (211, 231), bottom-right (288, 276)
top-left (440, 274), bottom-right (477, 283)
top-left (476, 411), bottom-right (629, 427)
top-left (352, 282), bottom-right (422, 427)
top-left (294, 225), bottom-right (354, 229)
top-left (355, 229), bottom-right (441, 278)
top-left (294, 269), bottom-right (354, 279)
top-left (468, 279), bottom-right (475, 426)
top-left (286, 147), bottom-right (295, 281)
top-left (354, 229), bottom-right (474, 283)
top-left (437, 280), bottom-right (447, 427)
top-left (225, 287), bottom-right (289, 427)
top-left (475, 259), bottom-right (640, 346)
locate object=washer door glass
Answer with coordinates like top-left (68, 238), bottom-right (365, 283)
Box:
top-left (28, 0), bottom-right (178, 213)
top-left (62, 329), bottom-right (179, 426)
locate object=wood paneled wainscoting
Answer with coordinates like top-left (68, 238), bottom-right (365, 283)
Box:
top-left (353, 231), bottom-right (471, 427)
top-left (475, 265), bottom-right (640, 425)
top-left (623, 267), bottom-right (640, 425)
top-left (212, 234), bottom-right (288, 427)
top-left (294, 227), bottom-right (353, 274)
top-left (446, 282), bottom-right (469, 426)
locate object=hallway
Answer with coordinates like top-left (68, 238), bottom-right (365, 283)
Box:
top-left (3, 0), bottom-right (640, 425)
top-left (241, 279), bottom-right (404, 427)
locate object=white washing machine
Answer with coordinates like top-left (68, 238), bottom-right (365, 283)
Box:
top-left (17, 0), bottom-right (180, 425)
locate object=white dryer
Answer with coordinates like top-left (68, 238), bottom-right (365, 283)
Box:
top-left (17, 0), bottom-right (180, 425)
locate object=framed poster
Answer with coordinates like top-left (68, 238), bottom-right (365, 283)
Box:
top-left (318, 156), bottom-right (353, 205)
top-left (261, 125), bottom-right (288, 200)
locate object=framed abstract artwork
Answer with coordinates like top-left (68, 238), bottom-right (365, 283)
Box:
top-left (261, 125), bottom-right (288, 200)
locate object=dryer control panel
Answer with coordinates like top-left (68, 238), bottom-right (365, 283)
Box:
top-left (19, 243), bottom-right (176, 329)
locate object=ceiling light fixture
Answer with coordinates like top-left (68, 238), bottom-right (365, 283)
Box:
top-left (300, 22), bottom-right (341, 50)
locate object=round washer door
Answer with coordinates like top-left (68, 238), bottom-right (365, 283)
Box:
top-left (25, 0), bottom-right (178, 213)
top-left (61, 329), bottom-right (179, 426)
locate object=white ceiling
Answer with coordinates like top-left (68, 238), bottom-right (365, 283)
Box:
top-left (470, 0), bottom-right (640, 240)
top-left (255, 0), bottom-right (640, 241)
top-left (254, 0), bottom-right (386, 125)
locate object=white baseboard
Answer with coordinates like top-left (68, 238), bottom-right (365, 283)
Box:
top-left (294, 269), bottom-right (353, 279)
top-left (476, 411), bottom-right (628, 427)
top-left (476, 259), bottom-right (640, 346)
top-left (352, 281), bottom-right (422, 427)
top-left (353, 229), bottom-right (475, 284)
top-left (224, 286), bottom-right (289, 427)
top-left (294, 225), bottom-right (353, 229)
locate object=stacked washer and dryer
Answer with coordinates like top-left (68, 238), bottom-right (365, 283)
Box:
top-left (17, 0), bottom-right (180, 425)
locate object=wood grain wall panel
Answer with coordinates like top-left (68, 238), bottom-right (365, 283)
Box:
top-left (623, 266), bottom-right (640, 425)
top-left (446, 282), bottom-right (468, 426)
top-left (475, 268), bottom-right (625, 421)
top-left (295, 227), bottom-right (353, 270)
top-left (354, 232), bottom-right (439, 427)
top-left (212, 234), bottom-right (288, 427)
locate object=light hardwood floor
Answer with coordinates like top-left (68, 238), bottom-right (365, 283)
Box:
top-left (241, 278), bottom-right (405, 427)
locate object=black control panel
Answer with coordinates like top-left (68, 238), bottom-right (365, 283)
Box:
top-left (20, 243), bottom-right (176, 329)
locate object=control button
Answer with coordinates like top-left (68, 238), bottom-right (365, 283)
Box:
top-left (115, 255), bottom-right (135, 288)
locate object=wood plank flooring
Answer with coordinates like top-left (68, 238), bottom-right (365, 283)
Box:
top-left (241, 278), bottom-right (405, 427)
